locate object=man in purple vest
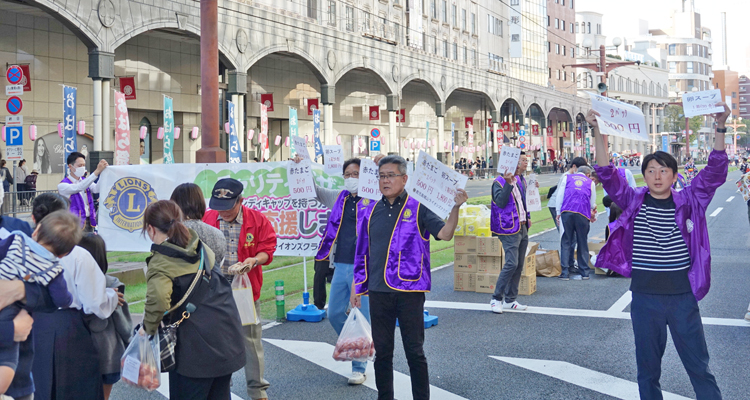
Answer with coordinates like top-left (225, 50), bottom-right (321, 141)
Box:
top-left (590, 103), bottom-right (729, 399)
top-left (352, 155), bottom-right (467, 400)
top-left (57, 152), bottom-right (107, 232)
top-left (489, 152), bottom-right (536, 313)
top-left (555, 165), bottom-right (597, 280)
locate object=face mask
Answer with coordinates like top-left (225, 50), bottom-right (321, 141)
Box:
top-left (344, 178), bottom-right (359, 194)
top-left (74, 166), bottom-right (86, 177)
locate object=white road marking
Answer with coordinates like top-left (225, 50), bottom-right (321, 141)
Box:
top-left (490, 356), bottom-right (691, 400)
top-left (606, 291), bottom-right (632, 314)
top-left (727, 196), bottom-right (735, 202)
top-left (709, 207), bottom-right (723, 217)
top-left (262, 321), bottom-right (282, 330)
top-left (264, 339), bottom-right (468, 400)
top-left (156, 373), bottom-right (243, 399)
top-left (423, 300), bottom-right (750, 328)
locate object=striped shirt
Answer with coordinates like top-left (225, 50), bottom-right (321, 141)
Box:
top-left (631, 194), bottom-right (692, 295)
top-left (0, 234), bottom-right (63, 285)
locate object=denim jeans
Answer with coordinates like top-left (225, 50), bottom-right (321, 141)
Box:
top-left (328, 262), bottom-right (371, 374)
top-left (492, 225), bottom-right (529, 303)
top-left (560, 212), bottom-right (590, 278)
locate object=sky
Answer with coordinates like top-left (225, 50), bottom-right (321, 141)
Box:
top-left (576, 0), bottom-right (750, 75)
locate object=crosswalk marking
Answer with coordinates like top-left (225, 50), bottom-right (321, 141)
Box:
top-left (727, 196), bottom-right (735, 202)
top-left (709, 207), bottom-right (723, 217)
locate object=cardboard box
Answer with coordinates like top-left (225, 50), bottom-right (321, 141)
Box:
top-left (478, 255), bottom-right (503, 274)
top-left (518, 274), bottom-right (537, 295)
top-left (525, 242), bottom-right (540, 257)
top-left (477, 237), bottom-right (504, 257)
top-left (454, 236), bottom-right (478, 254)
top-left (523, 254), bottom-right (536, 276)
top-left (453, 272), bottom-right (477, 291)
top-left (475, 273), bottom-right (499, 294)
top-left (535, 250), bottom-right (561, 277)
top-left (454, 253), bottom-right (479, 273)
top-left (588, 241), bottom-right (607, 274)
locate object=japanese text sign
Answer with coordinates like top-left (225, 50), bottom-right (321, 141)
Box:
top-left (287, 159), bottom-right (316, 199)
top-left (313, 109), bottom-right (323, 161)
top-left (358, 159), bottom-right (382, 201)
top-left (163, 96), bottom-right (175, 164)
top-left (323, 145), bottom-right (344, 176)
top-left (682, 89), bottom-right (724, 118)
top-left (405, 151), bottom-right (468, 219)
top-left (114, 91), bottom-right (130, 165)
top-left (496, 146), bottom-right (522, 174)
top-left (227, 101), bottom-right (242, 163)
top-left (292, 135), bottom-right (310, 161)
top-left (62, 86), bottom-right (77, 175)
top-left (588, 93), bottom-right (648, 141)
top-left (526, 174), bottom-right (542, 212)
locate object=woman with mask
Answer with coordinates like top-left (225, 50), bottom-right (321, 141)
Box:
top-left (293, 154), bottom-right (379, 386)
top-left (141, 200), bottom-right (245, 399)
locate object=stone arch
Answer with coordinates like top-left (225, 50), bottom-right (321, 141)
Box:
top-left (335, 64), bottom-right (395, 94)
top-left (445, 86), bottom-right (498, 111)
top-left (245, 46), bottom-right (330, 84)
top-left (20, 0), bottom-right (101, 49)
top-left (399, 75), bottom-right (441, 101)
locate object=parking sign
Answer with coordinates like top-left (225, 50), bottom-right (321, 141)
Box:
top-left (6, 126), bottom-right (23, 146)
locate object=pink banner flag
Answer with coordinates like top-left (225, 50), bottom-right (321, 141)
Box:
top-left (114, 91), bottom-right (131, 165)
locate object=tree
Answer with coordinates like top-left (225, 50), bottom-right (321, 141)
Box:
top-left (663, 105), bottom-right (685, 132)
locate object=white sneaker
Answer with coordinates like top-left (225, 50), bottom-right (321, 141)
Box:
top-left (348, 372), bottom-right (366, 385)
top-left (490, 299), bottom-right (503, 314)
top-left (502, 300), bottom-right (528, 311)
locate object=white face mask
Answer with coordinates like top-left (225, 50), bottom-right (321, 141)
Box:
top-left (344, 178), bottom-right (359, 194)
top-left (74, 166), bottom-right (86, 178)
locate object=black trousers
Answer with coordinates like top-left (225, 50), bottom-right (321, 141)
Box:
top-left (168, 372), bottom-right (232, 400)
top-left (369, 291), bottom-right (429, 400)
top-left (313, 259), bottom-right (333, 309)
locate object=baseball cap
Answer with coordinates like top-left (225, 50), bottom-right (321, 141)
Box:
top-left (209, 178), bottom-right (244, 211)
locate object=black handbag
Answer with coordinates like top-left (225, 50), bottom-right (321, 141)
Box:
top-left (158, 247), bottom-right (205, 372)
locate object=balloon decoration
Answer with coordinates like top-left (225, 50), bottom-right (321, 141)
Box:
top-left (29, 125), bottom-right (37, 141)
top-left (431, 139), bottom-right (437, 148)
top-left (157, 127), bottom-right (164, 140)
top-left (454, 145), bottom-right (459, 152)
top-left (275, 135), bottom-right (281, 146)
top-left (77, 120), bottom-right (85, 135)
top-left (140, 126), bottom-right (148, 140)
top-left (336, 135), bottom-right (342, 145)
top-left (174, 127), bottom-right (181, 140)
top-left (191, 127), bottom-right (199, 140)
top-left (247, 129), bottom-right (255, 141)
top-left (305, 135), bottom-right (309, 144)
top-left (58, 123), bottom-right (63, 138)
top-left (359, 137), bottom-right (365, 148)
top-left (1, 126), bottom-right (5, 142)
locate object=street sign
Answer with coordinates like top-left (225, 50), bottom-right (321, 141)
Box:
top-left (5, 85), bottom-right (23, 96)
top-left (6, 65), bottom-right (23, 85)
top-left (5, 116), bottom-right (22, 126)
top-left (6, 96), bottom-right (23, 115)
top-left (370, 139), bottom-right (381, 152)
top-left (6, 126), bottom-right (23, 146)
top-left (519, 129), bottom-right (526, 136)
top-left (519, 143), bottom-right (526, 149)
top-left (519, 136), bottom-right (526, 143)
top-left (370, 128), bottom-right (381, 139)
top-left (5, 146), bottom-right (22, 161)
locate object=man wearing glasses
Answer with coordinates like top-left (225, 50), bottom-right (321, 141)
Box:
top-left (351, 155), bottom-right (468, 400)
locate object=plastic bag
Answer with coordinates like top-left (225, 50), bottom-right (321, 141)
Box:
top-left (232, 273), bottom-right (259, 325)
top-left (332, 308), bottom-right (375, 362)
top-left (120, 328), bottom-right (161, 391)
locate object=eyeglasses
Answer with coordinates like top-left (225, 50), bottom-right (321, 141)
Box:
top-left (344, 172), bottom-right (360, 178)
top-left (378, 173), bottom-right (405, 181)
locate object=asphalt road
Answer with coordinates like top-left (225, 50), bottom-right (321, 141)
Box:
top-left (111, 169), bottom-right (749, 400)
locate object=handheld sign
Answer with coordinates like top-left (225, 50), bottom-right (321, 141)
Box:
top-left (526, 174), bottom-right (542, 212)
top-left (358, 159), bottom-right (382, 201)
top-left (405, 151), bottom-right (468, 219)
top-left (292, 136), bottom-right (310, 161)
top-left (588, 93), bottom-right (648, 141)
top-left (323, 145), bottom-right (344, 176)
top-left (496, 146), bottom-right (522, 174)
top-left (682, 89), bottom-right (724, 118)
top-left (287, 159), bottom-right (316, 199)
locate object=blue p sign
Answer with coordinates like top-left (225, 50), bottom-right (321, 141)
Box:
top-left (7, 127), bottom-right (23, 146)
top-left (370, 140), bottom-right (381, 152)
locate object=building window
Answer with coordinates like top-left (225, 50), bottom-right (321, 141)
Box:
top-left (461, 9), bottom-right (466, 30)
top-left (570, 0), bottom-right (574, 8)
top-left (443, 39), bottom-right (448, 58)
top-left (686, 61), bottom-right (693, 73)
top-left (555, 18), bottom-right (559, 29)
top-left (488, 15), bottom-right (502, 36)
top-left (345, 6), bottom-right (354, 31)
top-left (463, 45), bottom-right (468, 63)
top-left (563, 71), bottom-right (567, 81)
top-left (555, 43), bottom-right (560, 54)
top-left (587, 22), bottom-right (591, 34)
top-left (328, 1), bottom-right (336, 27)
top-left (472, 49), bottom-right (476, 66)
top-left (733, 91), bottom-right (737, 98)
top-left (452, 4), bottom-right (457, 26)
top-left (363, 11), bottom-right (371, 31)
top-left (453, 42), bottom-right (458, 60)
top-left (570, 22), bottom-right (574, 33)
top-left (547, 15), bottom-right (550, 27)
top-left (686, 45), bottom-right (693, 56)
top-left (571, 47), bottom-right (575, 58)
top-left (668, 44), bottom-right (676, 55)
top-left (562, 20), bottom-right (565, 30)
top-left (557, 70), bottom-right (561, 80)
top-left (547, 41), bottom-right (551, 52)
top-left (471, 12), bottom-right (476, 34)
top-left (562, 46), bottom-right (566, 56)
top-left (597, 24), bottom-right (601, 34)
top-left (575, 22), bottom-right (579, 33)
top-left (669, 61), bottom-right (676, 73)
top-left (442, 0), bottom-right (447, 22)
top-left (433, 36), bottom-right (438, 54)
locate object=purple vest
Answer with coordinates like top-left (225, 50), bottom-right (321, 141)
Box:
top-left (354, 195), bottom-right (431, 294)
top-left (560, 174), bottom-right (593, 217)
top-left (315, 191), bottom-right (374, 261)
top-left (490, 175), bottom-right (527, 235)
top-left (61, 176), bottom-right (97, 227)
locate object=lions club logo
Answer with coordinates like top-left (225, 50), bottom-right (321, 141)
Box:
top-left (403, 209), bottom-right (413, 219)
top-left (246, 233), bottom-right (254, 243)
top-left (574, 179), bottom-right (584, 187)
top-left (362, 199), bottom-right (370, 206)
top-left (104, 177), bottom-right (158, 233)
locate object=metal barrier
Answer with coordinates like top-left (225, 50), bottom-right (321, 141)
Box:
top-left (454, 168), bottom-right (499, 180)
top-left (2, 189), bottom-right (58, 217)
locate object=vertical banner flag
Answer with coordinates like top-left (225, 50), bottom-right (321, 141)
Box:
top-left (227, 101), bottom-right (241, 163)
top-left (369, 106), bottom-right (380, 121)
top-left (260, 93), bottom-right (274, 112)
top-left (114, 91), bottom-right (130, 165)
top-left (163, 96), bottom-right (174, 164)
top-left (465, 117), bottom-right (473, 129)
top-left (397, 109), bottom-right (406, 123)
top-left (661, 135), bottom-right (669, 153)
top-left (260, 103), bottom-right (269, 161)
top-left (451, 122), bottom-right (455, 164)
top-left (307, 99), bottom-right (319, 116)
top-left (289, 107), bottom-right (298, 155)
top-left (119, 77), bottom-right (136, 100)
top-left (20, 65), bottom-right (31, 92)
top-left (63, 86), bottom-right (77, 175)
top-left (313, 108), bottom-right (323, 161)
top-left (468, 122), bottom-right (474, 153)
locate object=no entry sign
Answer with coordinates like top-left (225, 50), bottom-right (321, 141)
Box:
top-left (6, 65), bottom-right (23, 85)
top-left (6, 96), bottom-right (23, 115)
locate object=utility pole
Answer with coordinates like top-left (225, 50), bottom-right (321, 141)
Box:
top-left (651, 104), bottom-right (664, 153)
top-left (195, 0), bottom-right (225, 163)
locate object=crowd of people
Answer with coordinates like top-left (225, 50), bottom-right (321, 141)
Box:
top-left (0, 101), bottom-right (735, 400)
top-left (453, 157), bottom-right (491, 179)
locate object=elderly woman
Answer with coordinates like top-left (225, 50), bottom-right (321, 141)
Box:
top-left (141, 200), bottom-right (244, 399)
top-left (170, 183), bottom-right (227, 272)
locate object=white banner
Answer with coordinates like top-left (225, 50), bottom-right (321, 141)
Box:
top-left (589, 93), bottom-right (648, 141)
top-left (405, 151), bottom-right (468, 219)
top-left (497, 146), bottom-right (522, 174)
top-left (408, 0), bottom-right (423, 49)
top-left (323, 145), bottom-right (344, 176)
top-left (97, 163), bottom-right (343, 255)
top-left (526, 174), bottom-right (542, 212)
top-left (358, 159), bottom-right (382, 201)
top-left (509, 0), bottom-right (523, 58)
top-left (682, 89), bottom-right (724, 118)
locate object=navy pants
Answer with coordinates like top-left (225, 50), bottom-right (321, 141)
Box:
top-left (631, 292), bottom-right (722, 400)
top-left (560, 212), bottom-right (590, 278)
